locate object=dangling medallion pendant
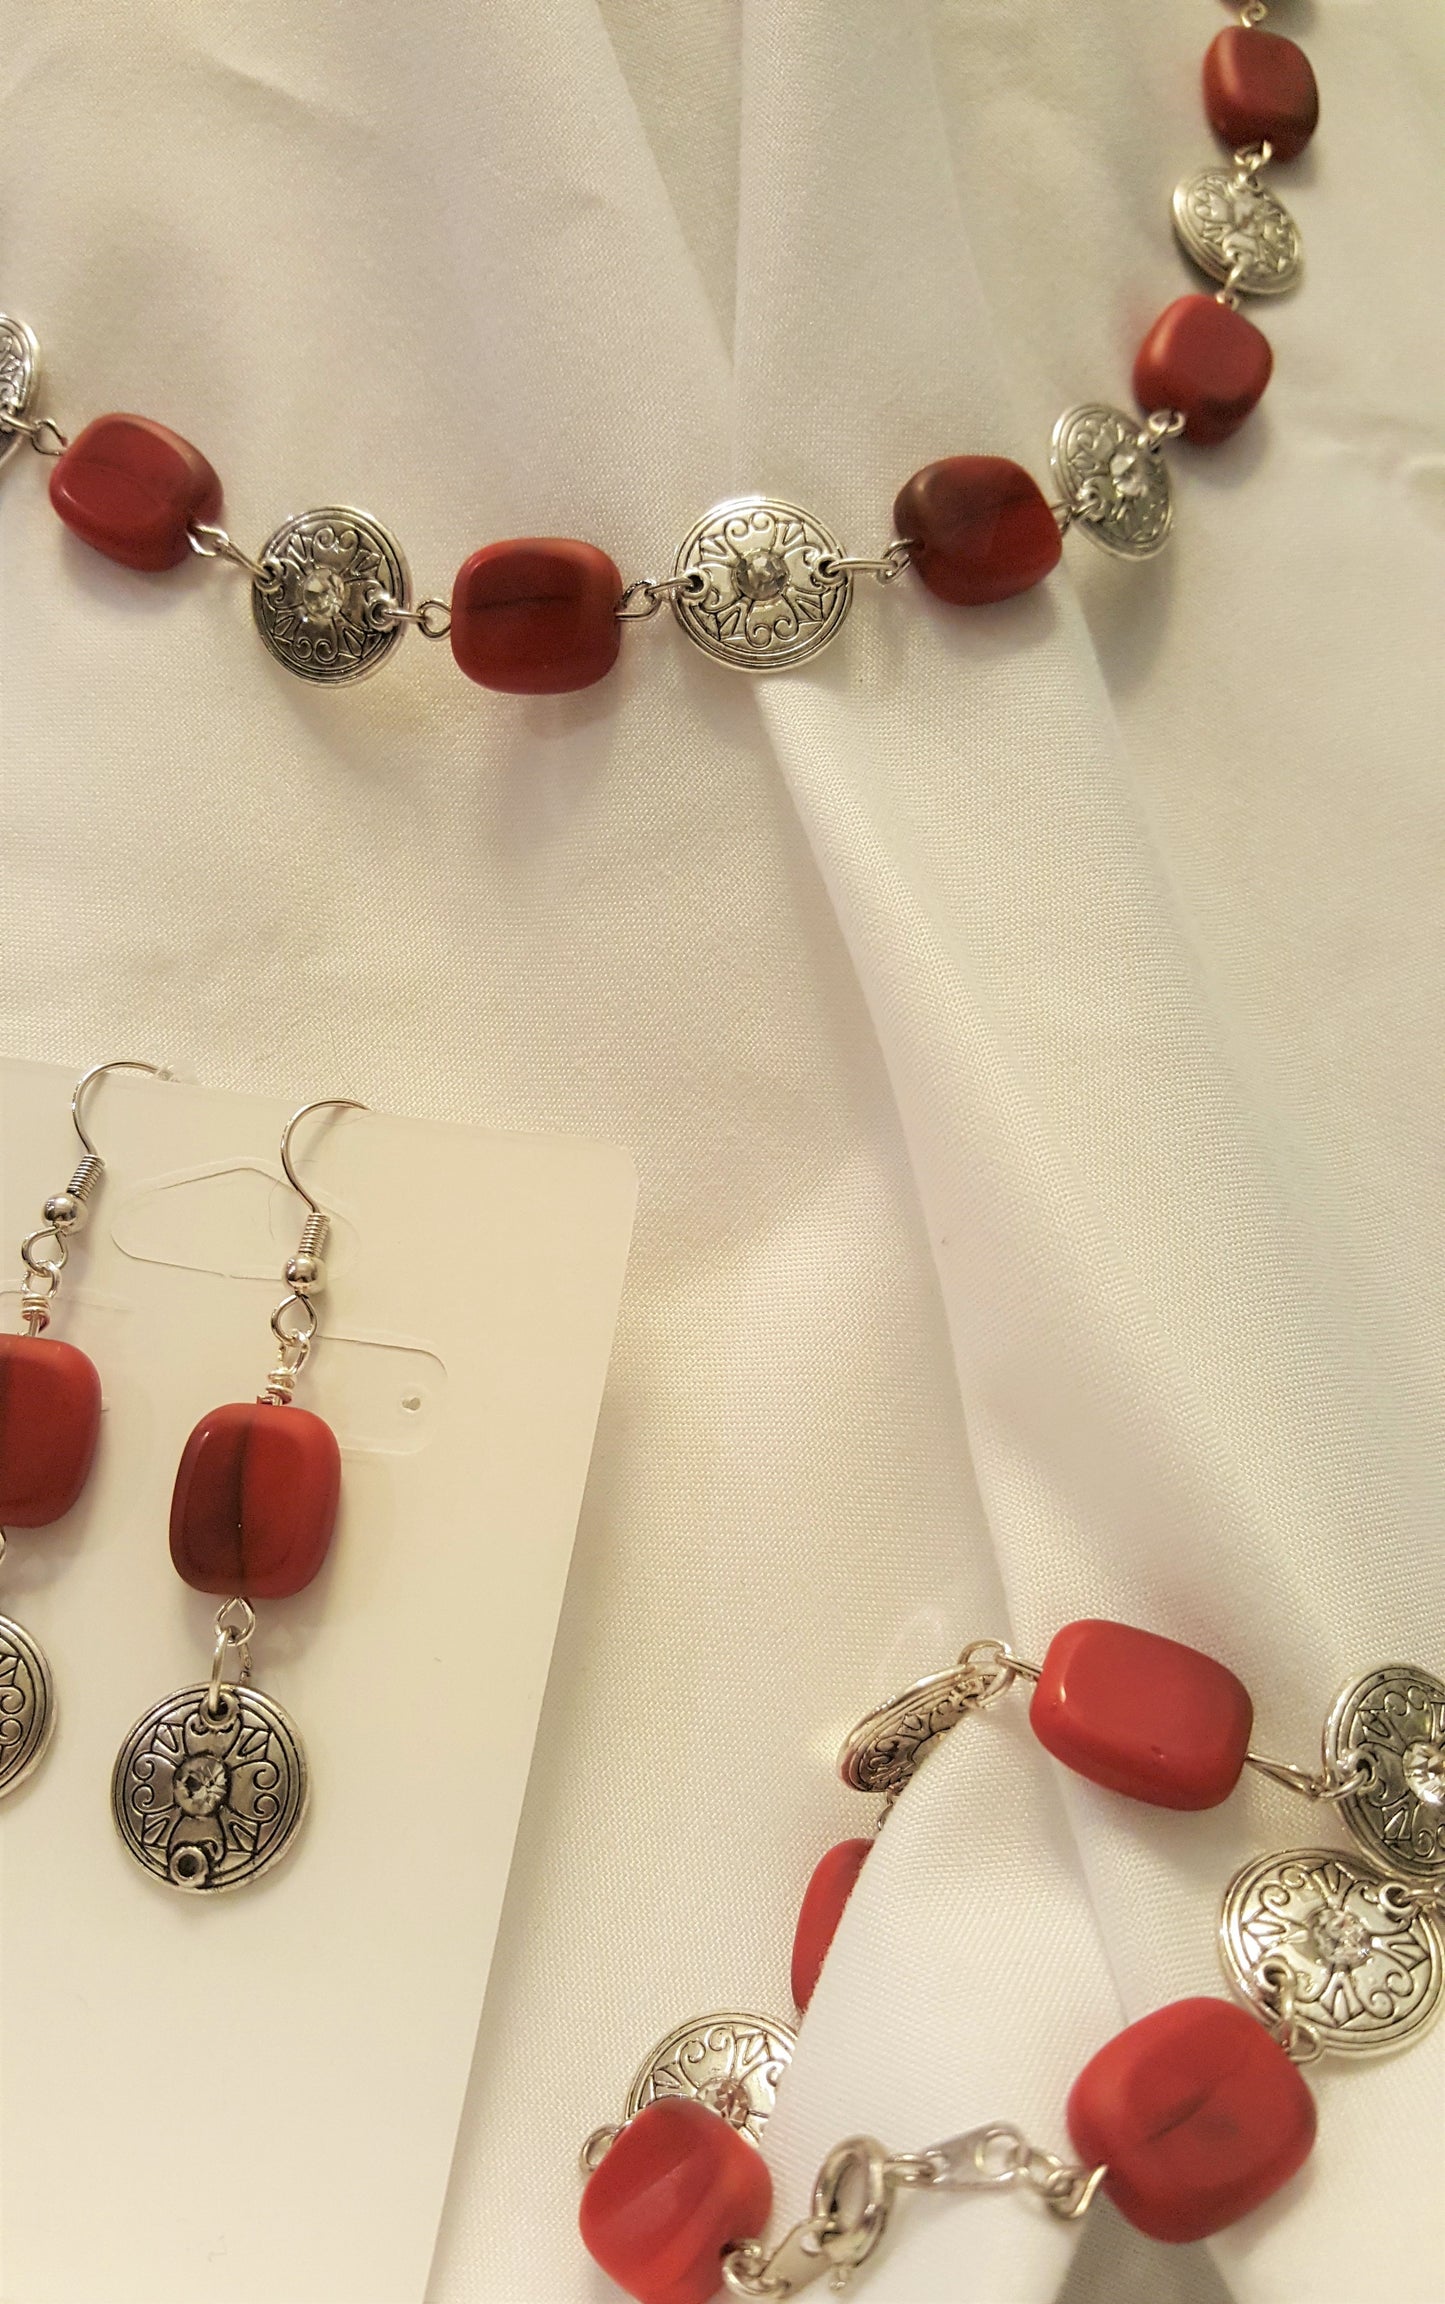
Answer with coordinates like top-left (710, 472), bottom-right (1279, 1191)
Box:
top-left (0, 1611), bottom-right (55, 1797)
top-left (111, 1678), bottom-right (308, 1893)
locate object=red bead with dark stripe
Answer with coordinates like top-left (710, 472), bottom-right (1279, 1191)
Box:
top-left (49, 414), bottom-right (222, 571)
top-left (169, 1399), bottom-right (341, 1598)
top-left (0, 1333), bottom-right (103, 1526)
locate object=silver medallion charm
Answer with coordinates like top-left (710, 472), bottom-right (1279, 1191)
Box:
top-left (1172, 166), bottom-right (1303, 296)
top-left (625, 2013), bottom-right (797, 2145)
top-left (838, 1643), bottom-right (1017, 1795)
top-left (0, 1613), bottom-right (55, 1798)
top-left (1050, 406), bottom-right (1173, 559)
top-left (1325, 1663), bottom-right (1445, 1883)
top-left (252, 506), bottom-right (410, 684)
top-left (0, 313), bottom-right (40, 470)
top-left (111, 1680), bottom-right (308, 1892)
top-left (1221, 1846), bottom-right (1443, 2056)
top-left (672, 498), bottom-right (850, 671)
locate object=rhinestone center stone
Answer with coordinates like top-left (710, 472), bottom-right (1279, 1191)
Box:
top-left (1406, 1741), bottom-right (1445, 1807)
top-left (1307, 1903), bottom-right (1373, 1971)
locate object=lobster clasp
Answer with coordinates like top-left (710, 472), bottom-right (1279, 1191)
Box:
top-left (722, 2137), bottom-right (896, 2298)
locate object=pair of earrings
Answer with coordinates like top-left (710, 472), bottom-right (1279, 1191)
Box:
top-left (0, 1060), bottom-right (363, 1896)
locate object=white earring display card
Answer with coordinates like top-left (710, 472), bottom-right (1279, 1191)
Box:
top-left (0, 1058), bottom-right (637, 2304)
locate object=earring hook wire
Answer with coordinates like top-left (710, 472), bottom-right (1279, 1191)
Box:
top-left (279, 1097), bottom-right (368, 1215)
top-left (71, 1059), bottom-right (166, 1159)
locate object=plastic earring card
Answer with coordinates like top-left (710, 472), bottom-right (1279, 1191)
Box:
top-left (0, 1058), bottom-right (637, 2304)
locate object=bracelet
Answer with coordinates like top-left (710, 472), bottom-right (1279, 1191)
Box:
top-left (577, 1626), bottom-right (1443, 2303)
top-left (0, 7), bottom-right (1315, 698)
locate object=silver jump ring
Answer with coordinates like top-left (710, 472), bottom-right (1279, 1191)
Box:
top-left (616, 570), bottom-right (706, 621)
top-left (187, 522), bottom-right (284, 595)
top-left (2, 410), bottom-right (68, 457)
top-left (367, 592), bottom-right (452, 638)
top-left (20, 1228), bottom-right (66, 1282)
top-left (270, 1293), bottom-right (318, 1349)
top-left (816, 540), bottom-right (914, 587)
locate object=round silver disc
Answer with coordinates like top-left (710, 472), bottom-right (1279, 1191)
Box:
top-left (1050, 405), bottom-right (1173, 560)
top-left (112, 1681), bottom-right (308, 1893)
top-left (252, 506), bottom-right (410, 684)
top-left (0, 313), bottom-right (40, 471)
top-left (1172, 167), bottom-right (1302, 296)
top-left (0, 1613), bottom-right (55, 1798)
top-left (1220, 1845), bottom-right (1443, 2056)
top-left (672, 498), bottom-right (850, 671)
top-left (625, 2012), bottom-right (796, 2146)
top-left (1325, 1663), bottom-right (1445, 1883)
top-left (838, 1663), bottom-right (999, 1794)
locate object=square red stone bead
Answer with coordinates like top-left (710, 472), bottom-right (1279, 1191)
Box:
top-left (1068, 1998), bottom-right (1316, 2242)
top-left (791, 1838), bottom-right (872, 2010)
top-left (1204, 29), bottom-right (1319, 164)
top-left (1029, 1619), bottom-right (1253, 1809)
top-left (450, 538), bottom-right (623, 693)
top-left (579, 2098), bottom-right (772, 2304)
top-left (893, 456), bottom-right (1061, 606)
top-left (49, 414), bottom-right (222, 571)
top-left (169, 1400), bottom-right (341, 1599)
top-left (0, 1333), bottom-right (103, 1526)
top-left (1134, 297), bottom-right (1273, 447)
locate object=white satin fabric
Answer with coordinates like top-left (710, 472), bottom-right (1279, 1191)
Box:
top-left (2, 3), bottom-right (1442, 2300)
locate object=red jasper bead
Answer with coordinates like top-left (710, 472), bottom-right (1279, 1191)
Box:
top-left (0, 1333), bottom-right (102, 1526)
top-left (1068, 1998), bottom-right (1316, 2242)
top-left (1134, 296), bottom-right (1273, 446)
top-left (893, 456), bottom-right (1061, 607)
top-left (49, 414), bottom-right (222, 571)
top-left (1203, 29), bottom-right (1319, 164)
top-left (579, 2098), bottom-right (772, 2304)
top-left (169, 1400), bottom-right (341, 1599)
top-left (1029, 1619), bottom-right (1253, 1809)
top-left (450, 538), bottom-right (622, 694)
top-left (791, 1838), bottom-right (871, 2010)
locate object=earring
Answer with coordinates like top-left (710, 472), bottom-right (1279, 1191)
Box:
top-left (110, 1096), bottom-right (366, 1893)
top-left (1, 1059), bottom-right (164, 1798)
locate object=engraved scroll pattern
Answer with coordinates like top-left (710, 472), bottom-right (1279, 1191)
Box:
top-left (254, 512), bottom-right (405, 682)
top-left (1335, 1667), bottom-right (1445, 1880)
top-left (675, 503), bottom-right (848, 667)
top-left (627, 2017), bottom-right (796, 2145)
top-left (114, 1685), bottom-right (306, 1891)
top-left (0, 1617), bottom-right (51, 1795)
top-left (1053, 406), bottom-right (1172, 557)
top-left (1176, 169), bottom-right (1302, 292)
top-left (1224, 1849), bottom-right (1442, 2054)
top-left (0, 318), bottom-right (35, 437)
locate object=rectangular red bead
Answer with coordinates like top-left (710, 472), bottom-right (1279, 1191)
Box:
top-left (580, 2098), bottom-right (772, 2304)
top-left (1067, 1998), bottom-right (1316, 2242)
top-left (0, 1333), bottom-right (102, 1525)
top-left (169, 1400), bottom-right (340, 1598)
top-left (49, 414), bottom-right (222, 571)
top-left (1029, 1618), bottom-right (1253, 1808)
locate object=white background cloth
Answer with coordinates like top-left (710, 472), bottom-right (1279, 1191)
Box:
top-left (2, 4), bottom-right (1443, 2301)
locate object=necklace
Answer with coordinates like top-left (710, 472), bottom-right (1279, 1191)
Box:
top-left (0, 4), bottom-right (1314, 696)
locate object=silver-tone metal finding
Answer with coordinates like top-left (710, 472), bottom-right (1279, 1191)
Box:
top-left (1220, 1845), bottom-right (1444, 2058)
top-left (112, 1676), bottom-right (309, 1892)
top-left (187, 521), bottom-right (282, 593)
top-left (838, 1639), bottom-right (1032, 1796)
top-left (1141, 409), bottom-right (1186, 451)
top-left (205, 1597), bottom-right (256, 1718)
top-left (671, 498), bottom-right (853, 671)
top-left (260, 1096), bottom-right (363, 1396)
top-left (816, 540), bottom-right (914, 587)
top-left (1172, 161), bottom-right (1302, 297)
top-left (1238, 0), bottom-right (1269, 23)
top-left (720, 2122), bottom-right (1105, 2296)
top-left (579, 2125), bottom-right (621, 2176)
top-left (0, 313), bottom-right (42, 469)
top-left (3, 412), bottom-right (67, 459)
top-left (1050, 405), bottom-right (1174, 559)
top-left (0, 1609), bottom-right (56, 1799)
top-left (616, 571), bottom-right (707, 622)
top-left (13, 1060), bottom-right (163, 1329)
top-left (251, 507), bottom-right (411, 683)
top-left (367, 592), bottom-right (452, 639)
top-left (1244, 1747), bottom-right (1370, 1804)
top-left (1324, 1663), bottom-right (1445, 1882)
top-left (623, 2013), bottom-right (797, 2146)
top-left (922, 2125), bottom-right (1107, 2220)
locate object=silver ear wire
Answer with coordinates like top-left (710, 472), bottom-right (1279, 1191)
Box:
top-left (264, 1098), bottom-right (367, 1401)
